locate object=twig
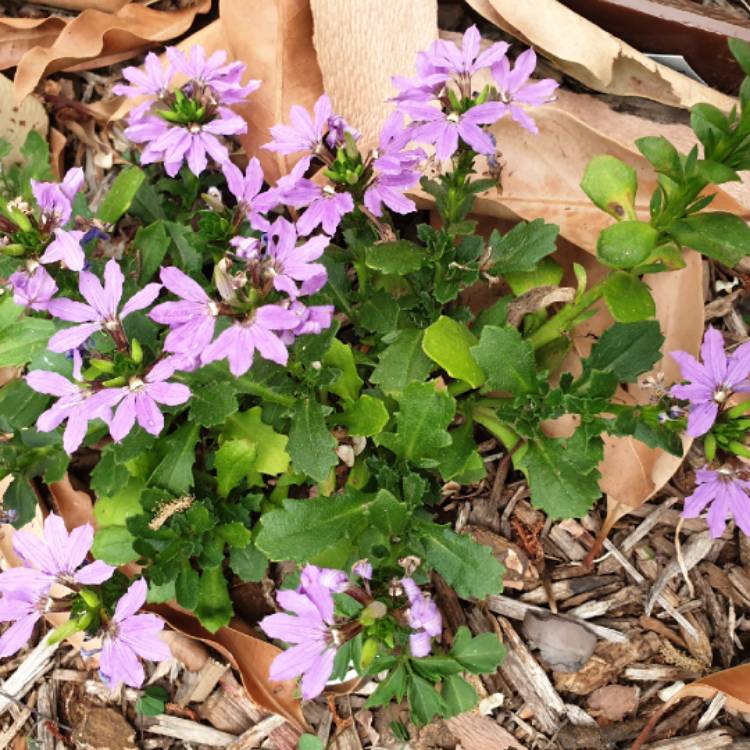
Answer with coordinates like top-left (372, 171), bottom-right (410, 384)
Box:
top-left (0, 689), bottom-right (72, 733)
top-left (674, 516), bottom-right (695, 599)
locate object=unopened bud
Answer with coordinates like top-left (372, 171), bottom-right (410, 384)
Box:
top-left (398, 555), bottom-right (421, 575)
top-left (214, 258), bottom-right (237, 302)
top-left (351, 436), bottom-right (367, 456)
top-left (336, 444), bottom-right (355, 467)
top-left (359, 637), bottom-right (379, 669)
top-left (203, 186), bottom-right (224, 211)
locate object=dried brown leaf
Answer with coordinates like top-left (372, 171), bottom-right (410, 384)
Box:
top-left (40, 0), bottom-right (130, 10)
top-left (467, 0), bottom-right (735, 111)
top-left (0, 72), bottom-right (48, 167)
top-left (219, 0), bottom-right (324, 182)
top-left (12, 1), bottom-right (211, 101)
top-left (0, 16), bottom-right (66, 71)
top-left (522, 611), bottom-right (598, 671)
top-left (587, 685), bottom-right (638, 722)
top-left (506, 286), bottom-right (575, 327)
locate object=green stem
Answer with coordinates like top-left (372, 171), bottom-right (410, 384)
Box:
top-left (354, 260), bottom-right (368, 296)
top-left (472, 406), bottom-right (521, 453)
top-left (234, 378), bottom-right (295, 408)
top-left (528, 281), bottom-right (607, 350)
top-left (447, 380), bottom-right (474, 397)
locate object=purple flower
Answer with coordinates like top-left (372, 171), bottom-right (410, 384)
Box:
top-left (0, 588), bottom-right (48, 657)
top-left (26, 370), bottom-right (117, 454)
top-left (31, 167), bottom-right (84, 227)
top-left (280, 302), bottom-right (334, 345)
top-left (39, 229), bottom-right (86, 272)
top-left (324, 114), bottom-right (360, 150)
top-left (683, 466), bottom-right (750, 538)
top-left (113, 52), bottom-right (172, 99)
top-left (491, 49), bottom-right (558, 134)
top-left (296, 186), bottom-right (354, 237)
top-left (401, 577), bottom-right (442, 658)
top-left (47, 259), bottom-right (162, 353)
top-left (129, 108), bottom-right (248, 178)
top-left (8, 264), bottom-right (57, 311)
top-left (392, 51), bottom-right (448, 103)
top-left (230, 235), bottom-right (261, 261)
top-left (300, 565), bottom-right (349, 596)
top-left (353, 560), bottom-right (373, 580)
top-left (670, 326), bottom-right (750, 437)
top-left (260, 587), bottom-right (337, 700)
top-left (372, 112), bottom-right (425, 175)
top-left (0, 513), bottom-right (115, 593)
top-left (149, 266), bottom-right (220, 356)
top-left (201, 305), bottom-right (300, 376)
top-left (264, 94), bottom-right (333, 156)
top-left (266, 218), bottom-right (329, 297)
top-left (106, 358), bottom-right (191, 441)
top-left (423, 25), bottom-right (508, 78)
top-left (400, 100), bottom-right (505, 160)
top-left (364, 172), bottom-right (419, 217)
top-left (98, 578), bottom-right (171, 689)
top-left (222, 158), bottom-right (274, 231)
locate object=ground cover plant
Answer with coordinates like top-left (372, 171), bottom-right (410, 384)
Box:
top-left (1, 24), bottom-right (750, 734)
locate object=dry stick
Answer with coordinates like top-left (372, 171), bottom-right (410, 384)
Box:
top-left (674, 517), bottom-right (695, 600)
top-left (601, 538), bottom-right (698, 638)
top-left (0, 689), bottom-right (71, 733)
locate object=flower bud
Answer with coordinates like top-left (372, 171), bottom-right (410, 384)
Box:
top-left (359, 637), bottom-right (379, 670)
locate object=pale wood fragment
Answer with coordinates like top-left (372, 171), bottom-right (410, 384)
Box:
top-left (138, 714), bottom-right (238, 746)
top-left (641, 728), bottom-right (734, 749)
top-left (174, 658), bottom-right (229, 706)
top-left (225, 714), bottom-right (286, 750)
top-left (0, 639), bottom-right (58, 716)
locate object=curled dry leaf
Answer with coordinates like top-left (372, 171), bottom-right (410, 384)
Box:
top-left (219, 0), bottom-right (324, 182)
top-left (37, 0), bottom-right (130, 10)
top-left (149, 603), bottom-right (307, 731)
top-left (309, 0), bottom-right (436, 149)
top-left (631, 663), bottom-right (750, 750)
top-left (48, 473), bottom-right (96, 530)
top-left (0, 16), bottom-right (67, 71)
top-left (12, 1), bottom-right (211, 101)
top-left (0, 72), bottom-right (48, 168)
top-left (522, 611), bottom-right (598, 672)
top-left (466, 0), bottom-right (735, 111)
top-left (160, 630), bottom-right (211, 673)
top-left (506, 286), bottom-right (575, 327)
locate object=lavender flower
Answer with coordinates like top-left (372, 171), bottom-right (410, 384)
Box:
top-left (391, 52), bottom-right (449, 103)
top-left (683, 466), bottom-right (750, 538)
top-left (364, 172), bottom-right (419, 217)
top-left (266, 218), bottom-right (329, 296)
top-left (47, 259), bottom-right (162, 353)
top-left (400, 100), bottom-right (505, 160)
top-left (106, 358), bottom-right (191, 441)
top-left (280, 302), bottom-right (334, 345)
top-left (325, 114), bottom-right (360, 150)
top-left (8, 264), bottom-right (57, 311)
top-left (222, 157), bottom-right (274, 231)
top-left (260, 572), bottom-right (341, 700)
top-left (201, 305), bottom-right (300, 376)
top-left (0, 513), bottom-right (115, 593)
top-left (491, 49), bottom-right (558, 134)
top-left (26, 370), bottom-right (118, 454)
top-left (149, 266), bottom-right (220, 356)
top-left (372, 112), bottom-right (425, 175)
top-left (31, 167), bottom-right (84, 228)
top-left (352, 560), bottom-right (373, 580)
top-left (0, 588), bottom-right (48, 657)
top-left (401, 577), bottom-right (442, 658)
top-left (39, 229), bottom-right (86, 272)
top-left (264, 94), bottom-right (333, 156)
top-left (670, 326), bottom-right (750, 437)
top-left (423, 25), bottom-right (509, 79)
top-left (98, 578), bottom-right (171, 689)
top-left (112, 52), bottom-right (171, 100)
top-left (295, 185), bottom-right (354, 237)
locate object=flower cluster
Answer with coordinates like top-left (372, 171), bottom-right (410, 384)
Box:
top-left (0, 513), bottom-right (168, 688)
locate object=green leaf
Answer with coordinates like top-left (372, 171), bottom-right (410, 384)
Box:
top-left (359, 290), bottom-right (400, 336)
top-left (148, 423), bottom-right (199, 494)
top-left (581, 154), bottom-right (638, 220)
top-left (365, 240), bottom-right (428, 274)
top-left (435, 421), bottom-right (486, 484)
top-left (90, 453), bottom-right (130, 497)
top-left (670, 212), bottom-right (750, 267)
top-left (4, 477), bottom-right (37, 528)
top-left (450, 627), bottom-right (506, 673)
top-left (0, 379), bottom-right (48, 429)
top-left (584, 321), bottom-right (664, 382)
top-left (166, 221), bottom-right (200, 271)
top-left (322, 338), bottom-right (363, 402)
top-left (471, 325), bottom-right (537, 395)
top-left (176, 561), bottom-right (200, 610)
top-left (729, 37), bottom-right (750, 77)
top-left (91, 526), bottom-right (137, 565)
top-left (93, 478), bottom-right (144, 527)
top-left (371, 329), bottom-right (433, 395)
top-left (136, 685), bottom-right (169, 717)
top-left (215, 439), bottom-right (257, 496)
top-left (223, 407), bottom-right (290, 483)
top-left (134, 221), bottom-right (170, 284)
top-left (195, 567), bottom-right (233, 633)
top-left (189, 381), bottom-right (238, 426)
top-left (96, 166), bottom-right (145, 224)
top-left (441, 674), bottom-right (478, 717)
top-left (18, 131), bottom-right (52, 189)
top-left (364, 664), bottom-right (408, 707)
top-left (596, 221), bottom-right (658, 269)
top-left (297, 734), bottom-right (325, 750)
top-left (0, 302), bottom-right (55, 367)
top-left (375, 381), bottom-right (455, 468)
top-left (517, 434), bottom-right (602, 518)
top-left (422, 316), bottom-right (485, 388)
top-left (603, 271), bottom-right (656, 322)
top-left (229, 544), bottom-right (268, 582)
top-left (489, 219), bottom-right (559, 273)
top-left (503, 257), bottom-right (563, 296)
top-left (288, 398), bottom-right (337, 482)
top-left (635, 136), bottom-right (682, 180)
top-left (338, 394), bottom-right (389, 436)
top-left (257, 489), bottom-right (408, 562)
top-left (408, 675), bottom-right (444, 726)
top-left (416, 522), bottom-right (505, 599)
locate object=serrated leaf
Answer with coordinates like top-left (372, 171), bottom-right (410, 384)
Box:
top-left (471, 325), bottom-right (537, 395)
top-left (256, 489), bottom-right (408, 562)
top-left (489, 219), bottom-right (559, 273)
top-left (176, 561), bottom-right (200, 610)
top-left (195, 566), bottom-right (233, 633)
top-left (215, 439), bottom-right (257, 496)
top-left (422, 316), bottom-right (485, 388)
top-left (189, 381), bottom-right (238, 426)
top-left (91, 526), bottom-right (137, 565)
top-left (415, 522), bottom-right (505, 599)
top-left (288, 398), bottom-right (337, 482)
top-left (584, 321), bottom-right (664, 382)
top-left (365, 240), bottom-right (427, 274)
top-left (223, 407), bottom-right (290, 482)
top-left (148, 423), bottom-right (199, 495)
top-left (322, 338), bottom-right (363, 402)
top-left (375, 381), bottom-right (455, 468)
top-left (230, 544), bottom-right (268, 582)
top-left (435, 422), bottom-right (486, 484)
top-left (371, 329), bottom-right (433, 395)
top-left (93, 479), bottom-right (144, 529)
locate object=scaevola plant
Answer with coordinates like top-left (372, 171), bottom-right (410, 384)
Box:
top-left (1, 30), bottom-right (749, 724)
